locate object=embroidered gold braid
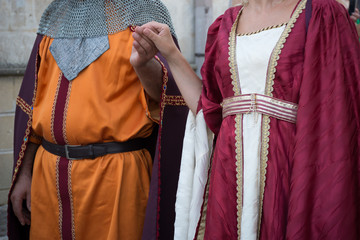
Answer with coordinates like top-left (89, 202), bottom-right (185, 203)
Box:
top-left (56, 157), bottom-right (63, 239)
top-left (68, 160), bottom-right (76, 240)
top-left (228, 8), bottom-right (244, 237)
top-left (51, 72), bottom-right (63, 144)
top-left (16, 97), bottom-right (32, 116)
top-left (11, 50), bottom-right (40, 188)
top-left (155, 55), bottom-right (169, 127)
top-left (63, 81), bottom-right (72, 144)
top-left (164, 95), bottom-right (186, 106)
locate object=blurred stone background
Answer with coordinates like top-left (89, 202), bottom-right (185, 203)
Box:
top-left (0, 0), bottom-right (240, 238)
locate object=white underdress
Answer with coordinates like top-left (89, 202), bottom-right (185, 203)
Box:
top-left (237, 25), bottom-right (285, 240)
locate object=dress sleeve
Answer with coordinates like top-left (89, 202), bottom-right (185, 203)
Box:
top-left (199, 15), bottom-right (225, 136)
top-left (287, 1), bottom-right (360, 239)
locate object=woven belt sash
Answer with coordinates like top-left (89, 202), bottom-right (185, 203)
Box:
top-left (221, 93), bottom-right (298, 123)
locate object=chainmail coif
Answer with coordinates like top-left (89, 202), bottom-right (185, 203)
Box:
top-left (38, 0), bottom-right (176, 38)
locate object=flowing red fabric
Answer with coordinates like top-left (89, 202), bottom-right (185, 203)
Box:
top-left (199, 1), bottom-right (360, 239)
top-left (200, 7), bottom-right (240, 239)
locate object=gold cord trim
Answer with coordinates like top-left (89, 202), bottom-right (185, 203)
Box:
top-left (16, 97), bottom-right (32, 116)
top-left (11, 49), bottom-right (39, 188)
top-left (237, 22), bottom-right (287, 37)
top-left (155, 55), bottom-right (169, 128)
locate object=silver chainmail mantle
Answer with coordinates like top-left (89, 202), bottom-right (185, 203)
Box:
top-left (38, 0), bottom-right (176, 38)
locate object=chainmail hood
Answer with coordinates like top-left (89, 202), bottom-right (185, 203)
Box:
top-left (38, 0), bottom-right (176, 38)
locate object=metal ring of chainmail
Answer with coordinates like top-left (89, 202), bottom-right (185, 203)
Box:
top-left (37, 0), bottom-right (176, 38)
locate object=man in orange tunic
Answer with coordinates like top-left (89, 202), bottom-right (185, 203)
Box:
top-left (7, 1), bottom-right (184, 239)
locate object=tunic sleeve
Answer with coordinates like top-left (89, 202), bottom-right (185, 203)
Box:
top-left (287, 1), bottom-right (360, 239)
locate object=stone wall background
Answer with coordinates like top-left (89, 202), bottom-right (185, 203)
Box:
top-left (0, 0), bottom-right (235, 205)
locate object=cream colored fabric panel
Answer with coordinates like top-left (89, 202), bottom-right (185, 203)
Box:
top-left (236, 26), bottom-right (285, 240)
top-left (174, 110), bottom-right (214, 240)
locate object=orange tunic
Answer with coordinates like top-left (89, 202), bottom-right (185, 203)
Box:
top-left (30, 29), bottom-right (159, 240)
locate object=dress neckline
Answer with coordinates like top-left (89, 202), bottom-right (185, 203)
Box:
top-left (237, 22), bottom-right (287, 37)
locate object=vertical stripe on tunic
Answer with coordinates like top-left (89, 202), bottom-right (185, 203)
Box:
top-left (53, 73), bottom-right (74, 240)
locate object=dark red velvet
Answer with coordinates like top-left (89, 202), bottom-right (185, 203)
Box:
top-left (285, 1), bottom-right (360, 239)
top-left (199, 7), bottom-right (243, 239)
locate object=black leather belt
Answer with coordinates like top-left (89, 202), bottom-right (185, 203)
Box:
top-left (42, 138), bottom-right (150, 160)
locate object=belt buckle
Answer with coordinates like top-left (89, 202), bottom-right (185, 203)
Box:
top-left (64, 144), bottom-right (81, 160)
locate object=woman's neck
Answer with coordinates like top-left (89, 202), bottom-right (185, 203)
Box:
top-left (247, 0), bottom-right (287, 11)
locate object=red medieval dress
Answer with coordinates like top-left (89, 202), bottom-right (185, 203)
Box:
top-left (173, 0), bottom-right (360, 239)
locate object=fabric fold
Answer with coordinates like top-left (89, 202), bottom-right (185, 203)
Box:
top-left (174, 110), bottom-right (214, 240)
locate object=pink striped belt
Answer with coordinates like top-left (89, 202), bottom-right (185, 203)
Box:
top-left (221, 93), bottom-right (298, 123)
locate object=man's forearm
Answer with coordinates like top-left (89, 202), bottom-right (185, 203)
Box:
top-left (19, 142), bottom-right (39, 177)
top-left (133, 58), bottom-right (163, 103)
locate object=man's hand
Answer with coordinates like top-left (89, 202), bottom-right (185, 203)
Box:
top-left (10, 173), bottom-right (31, 226)
top-left (10, 142), bottom-right (38, 226)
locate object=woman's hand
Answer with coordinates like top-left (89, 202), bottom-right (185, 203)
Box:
top-left (132, 21), bottom-right (202, 114)
top-left (350, 8), bottom-right (360, 22)
top-left (130, 28), bottom-right (158, 68)
top-left (135, 22), bottom-right (179, 61)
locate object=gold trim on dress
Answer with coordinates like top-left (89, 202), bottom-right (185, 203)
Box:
top-left (234, 114), bottom-right (243, 238)
top-left (228, 1), bottom-right (307, 238)
top-left (229, 7), bottom-right (243, 96)
top-left (258, 0), bottom-right (308, 236)
top-left (228, 7), bottom-right (244, 237)
top-left (195, 150), bottom-right (215, 240)
top-left (237, 22), bottom-right (287, 37)
top-left (195, 173), bottom-right (210, 240)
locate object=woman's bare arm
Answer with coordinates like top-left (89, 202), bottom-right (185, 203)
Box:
top-left (133, 22), bottom-right (202, 114)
